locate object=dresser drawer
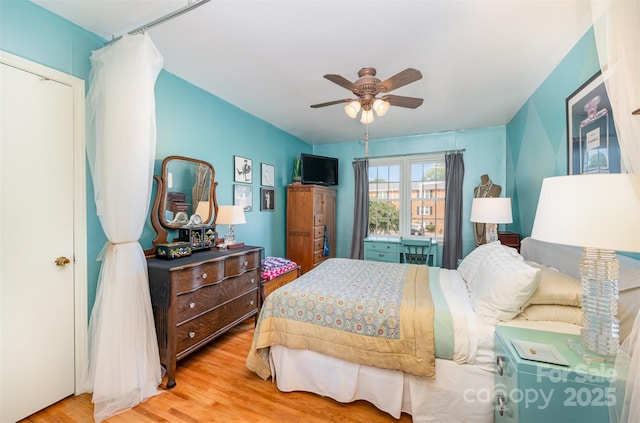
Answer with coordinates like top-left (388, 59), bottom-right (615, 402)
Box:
top-left (365, 242), bottom-right (399, 253)
top-left (225, 250), bottom-right (260, 277)
top-left (176, 270), bottom-right (259, 323)
top-left (313, 226), bottom-right (324, 239)
top-left (176, 289), bottom-right (259, 354)
top-left (364, 249), bottom-right (398, 263)
top-left (313, 250), bottom-right (326, 264)
top-left (313, 238), bottom-right (324, 252)
top-left (174, 261), bottom-right (225, 294)
top-left (314, 214), bottom-right (326, 227)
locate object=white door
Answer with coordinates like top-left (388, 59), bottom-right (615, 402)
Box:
top-left (0, 60), bottom-right (79, 422)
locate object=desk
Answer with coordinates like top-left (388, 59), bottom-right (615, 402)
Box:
top-left (364, 237), bottom-right (438, 266)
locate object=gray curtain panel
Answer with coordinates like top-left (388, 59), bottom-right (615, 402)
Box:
top-left (350, 159), bottom-right (369, 259)
top-left (442, 152), bottom-right (464, 269)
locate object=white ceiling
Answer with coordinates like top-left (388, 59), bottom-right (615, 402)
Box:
top-left (33, 0), bottom-right (593, 145)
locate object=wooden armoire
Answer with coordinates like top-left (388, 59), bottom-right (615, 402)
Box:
top-left (286, 184), bottom-right (336, 274)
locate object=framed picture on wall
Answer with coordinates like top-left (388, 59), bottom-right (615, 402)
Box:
top-left (234, 155), bottom-right (252, 183)
top-left (261, 163), bottom-right (275, 187)
top-left (566, 71), bottom-right (622, 175)
top-left (233, 184), bottom-right (253, 212)
top-left (260, 188), bottom-right (275, 211)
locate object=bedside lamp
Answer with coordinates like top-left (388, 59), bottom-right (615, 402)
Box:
top-left (216, 205), bottom-right (246, 246)
top-left (470, 197), bottom-right (513, 243)
top-left (531, 174), bottom-right (640, 357)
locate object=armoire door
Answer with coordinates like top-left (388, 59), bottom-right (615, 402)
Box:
top-left (0, 61), bottom-right (76, 422)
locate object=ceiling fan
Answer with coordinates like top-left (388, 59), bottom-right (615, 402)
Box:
top-left (310, 67), bottom-right (424, 123)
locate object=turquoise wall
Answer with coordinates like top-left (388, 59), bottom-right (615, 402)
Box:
top-left (2, 1), bottom-right (604, 310)
top-left (506, 28), bottom-right (599, 237)
top-left (1, 0), bottom-right (311, 310)
top-left (314, 127), bottom-right (507, 262)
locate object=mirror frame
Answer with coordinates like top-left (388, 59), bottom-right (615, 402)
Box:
top-left (145, 155), bottom-right (218, 257)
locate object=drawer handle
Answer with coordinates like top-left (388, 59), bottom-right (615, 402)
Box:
top-left (496, 355), bottom-right (505, 376)
top-left (243, 261), bottom-right (248, 266)
top-left (188, 331), bottom-right (196, 339)
top-left (189, 302), bottom-right (195, 309)
top-left (201, 273), bottom-right (208, 279)
top-left (250, 278), bottom-right (255, 284)
top-left (496, 394), bottom-right (506, 416)
top-left (378, 253), bottom-right (384, 257)
top-left (249, 300), bottom-right (255, 306)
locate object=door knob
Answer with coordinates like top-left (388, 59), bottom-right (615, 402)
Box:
top-left (55, 256), bottom-right (71, 267)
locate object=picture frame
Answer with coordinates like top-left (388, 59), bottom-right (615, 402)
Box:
top-left (566, 71), bottom-right (621, 175)
top-left (261, 163), bottom-right (275, 187)
top-left (233, 184), bottom-right (253, 212)
top-left (234, 155), bottom-right (252, 183)
top-left (260, 188), bottom-right (275, 211)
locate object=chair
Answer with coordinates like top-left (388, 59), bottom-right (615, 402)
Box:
top-left (401, 238), bottom-right (437, 266)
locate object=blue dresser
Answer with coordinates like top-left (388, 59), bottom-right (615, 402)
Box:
top-left (494, 325), bottom-right (616, 423)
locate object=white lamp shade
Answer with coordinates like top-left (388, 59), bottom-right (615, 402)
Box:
top-left (360, 109), bottom-right (374, 124)
top-left (470, 197), bottom-right (513, 224)
top-left (531, 174), bottom-right (640, 252)
top-left (373, 98), bottom-right (390, 117)
top-left (344, 101), bottom-right (361, 119)
top-left (216, 205), bottom-right (246, 225)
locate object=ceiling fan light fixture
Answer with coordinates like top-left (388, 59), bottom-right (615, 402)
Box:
top-left (344, 101), bottom-right (361, 119)
top-left (373, 98), bottom-right (390, 117)
top-left (360, 109), bottom-right (375, 124)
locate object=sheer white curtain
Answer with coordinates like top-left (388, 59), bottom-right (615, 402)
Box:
top-left (591, 0), bottom-right (640, 172)
top-left (591, 2), bottom-right (640, 422)
top-left (83, 33), bottom-right (164, 422)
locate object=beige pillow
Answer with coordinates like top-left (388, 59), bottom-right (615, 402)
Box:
top-left (517, 304), bottom-right (582, 326)
top-left (521, 263), bottom-right (582, 309)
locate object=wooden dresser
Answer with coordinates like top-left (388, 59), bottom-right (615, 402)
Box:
top-left (286, 185), bottom-right (336, 274)
top-left (147, 245), bottom-right (262, 388)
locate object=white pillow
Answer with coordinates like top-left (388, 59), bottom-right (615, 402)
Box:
top-left (470, 253), bottom-right (541, 322)
top-left (458, 241), bottom-right (522, 285)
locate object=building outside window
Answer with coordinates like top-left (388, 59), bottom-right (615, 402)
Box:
top-left (368, 155), bottom-right (446, 239)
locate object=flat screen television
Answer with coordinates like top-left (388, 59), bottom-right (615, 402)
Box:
top-left (300, 153), bottom-right (339, 186)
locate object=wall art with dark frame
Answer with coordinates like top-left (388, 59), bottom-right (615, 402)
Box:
top-left (234, 184), bottom-right (253, 212)
top-left (234, 155), bottom-right (252, 183)
top-left (260, 188), bottom-right (275, 212)
top-left (566, 71), bottom-right (621, 175)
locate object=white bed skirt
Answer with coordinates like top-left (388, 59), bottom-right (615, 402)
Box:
top-left (270, 345), bottom-right (495, 423)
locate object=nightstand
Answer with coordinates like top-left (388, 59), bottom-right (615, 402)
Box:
top-left (494, 325), bottom-right (616, 423)
top-left (498, 231), bottom-right (520, 252)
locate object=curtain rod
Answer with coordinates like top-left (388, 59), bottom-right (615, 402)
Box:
top-left (106, 0), bottom-right (211, 45)
top-left (353, 149), bottom-right (465, 161)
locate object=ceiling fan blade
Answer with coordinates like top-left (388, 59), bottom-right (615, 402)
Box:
top-left (383, 95), bottom-right (424, 109)
top-left (310, 98), bottom-right (354, 108)
top-left (324, 74), bottom-right (360, 94)
top-left (377, 68), bottom-right (423, 93)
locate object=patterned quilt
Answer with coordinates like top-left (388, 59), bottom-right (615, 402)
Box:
top-left (246, 258), bottom-right (437, 379)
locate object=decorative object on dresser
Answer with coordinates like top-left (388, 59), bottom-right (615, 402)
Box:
top-left (286, 184), bottom-right (336, 274)
top-left (531, 174), bottom-right (640, 358)
top-left (145, 155), bottom-right (218, 258)
top-left (470, 197), bottom-right (513, 243)
top-left (148, 246), bottom-right (263, 389)
top-left (216, 205), bottom-right (246, 249)
top-left (498, 231), bottom-right (521, 252)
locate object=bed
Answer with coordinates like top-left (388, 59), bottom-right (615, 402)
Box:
top-left (246, 238), bottom-right (640, 422)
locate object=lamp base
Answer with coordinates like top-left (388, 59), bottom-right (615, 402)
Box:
top-left (579, 247), bottom-right (620, 357)
top-left (486, 223), bottom-right (498, 243)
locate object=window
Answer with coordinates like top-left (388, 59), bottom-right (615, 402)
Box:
top-left (368, 155), bottom-right (446, 239)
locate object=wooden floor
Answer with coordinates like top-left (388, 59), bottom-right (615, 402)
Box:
top-left (21, 319), bottom-right (412, 422)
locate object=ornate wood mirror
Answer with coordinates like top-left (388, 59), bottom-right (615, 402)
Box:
top-left (146, 155), bottom-right (218, 256)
